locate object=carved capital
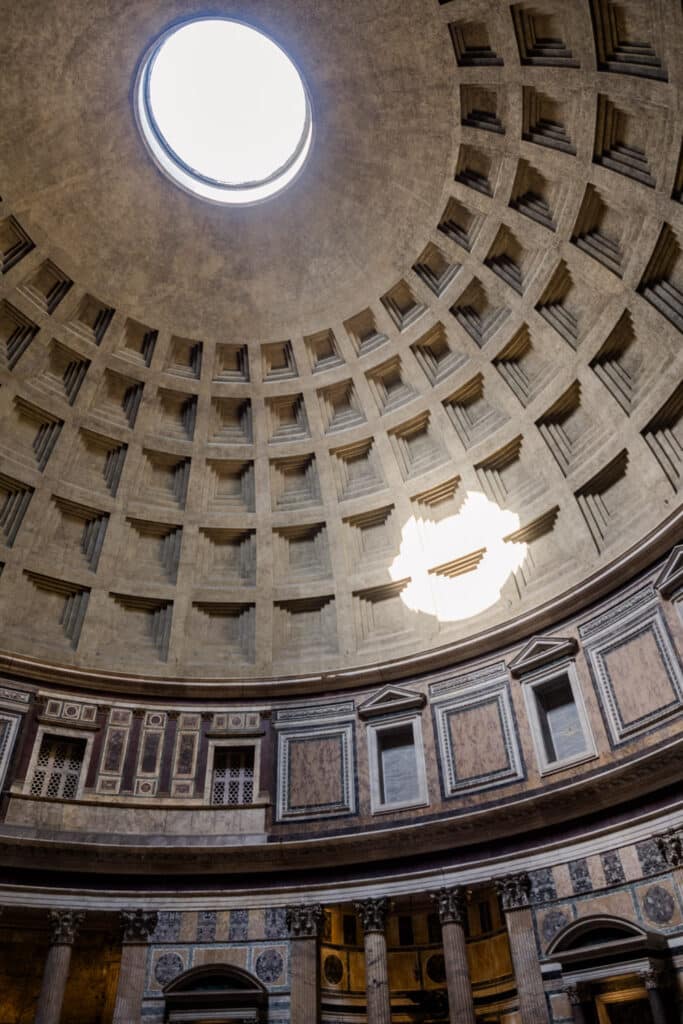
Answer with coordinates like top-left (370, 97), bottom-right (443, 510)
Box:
top-left (656, 829), bottom-right (683, 868)
top-left (640, 967), bottom-right (663, 991)
top-left (564, 983), bottom-right (590, 1006)
top-left (430, 886), bottom-right (467, 926)
top-left (120, 908), bottom-right (158, 944)
top-left (286, 903), bottom-right (324, 939)
top-left (495, 872), bottom-right (531, 911)
top-left (48, 909), bottom-right (84, 946)
top-left (354, 897), bottom-right (389, 935)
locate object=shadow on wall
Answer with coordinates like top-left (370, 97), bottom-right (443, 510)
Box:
top-left (390, 492), bottom-right (527, 621)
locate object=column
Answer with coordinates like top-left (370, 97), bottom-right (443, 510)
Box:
top-left (35, 909), bottom-right (84, 1024)
top-left (496, 873), bottom-right (550, 1024)
top-left (431, 887), bottom-right (476, 1024)
top-left (641, 967), bottom-right (671, 1024)
top-left (653, 832), bottom-right (682, 1021)
top-left (355, 897), bottom-right (391, 1024)
top-left (564, 983), bottom-right (593, 1024)
top-left (112, 909), bottom-right (158, 1024)
top-left (286, 904), bottom-right (324, 1024)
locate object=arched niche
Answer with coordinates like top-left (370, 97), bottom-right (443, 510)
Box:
top-left (546, 914), bottom-right (668, 961)
top-left (545, 915), bottom-right (673, 1024)
top-left (163, 963), bottom-right (268, 1023)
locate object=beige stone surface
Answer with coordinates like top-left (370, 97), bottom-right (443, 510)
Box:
top-left (0, 0), bottom-right (679, 685)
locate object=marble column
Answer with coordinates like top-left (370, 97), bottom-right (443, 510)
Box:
top-left (496, 873), bottom-right (550, 1024)
top-left (286, 903), bottom-right (324, 1024)
top-left (655, 832), bottom-right (683, 1021)
top-left (355, 897), bottom-right (391, 1024)
top-left (35, 909), bottom-right (84, 1024)
top-left (431, 886), bottom-right (476, 1024)
top-left (112, 909), bottom-right (158, 1024)
top-left (641, 968), bottom-right (671, 1024)
top-left (564, 983), bottom-right (593, 1024)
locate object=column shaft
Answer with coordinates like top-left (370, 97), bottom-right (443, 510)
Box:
top-left (364, 929), bottom-right (391, 1024)
top-left (505, 906), bottom-right (550, 1024)
top-left (112, 909), bottom-right (157, 1024)
top-left (290, 937), bottom-right (319, 1024)
top-left (112, 943), bottom-right (147, 1024)
top-left (646, 983), bottom-right (671, 1024)
top-left (35, 943), bottom-right (73, 1024)
top-left (441, 919), bottom-right (476, 1024)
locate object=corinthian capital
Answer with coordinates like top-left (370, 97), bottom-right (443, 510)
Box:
top-left (48, 909), bottom-right (84, 946)
top-left (286, 903), bottom-right (324, 938)
top-left (120, 908), bottom-right (158, 944)
top-left (354, 896), bottom-right (389, 934)
top-left (430, 886), bottom-right (467, 926)
top-left (495, 872), bottom-right (531, 911)
top-left (656, 829), bottom-right (683, 868)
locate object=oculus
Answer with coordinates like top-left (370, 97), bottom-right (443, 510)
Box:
top-left (135, 18), bottom-right (312, 205)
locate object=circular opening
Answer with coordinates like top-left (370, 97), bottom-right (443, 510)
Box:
top-left (135, 18), bottom-right (313, 205)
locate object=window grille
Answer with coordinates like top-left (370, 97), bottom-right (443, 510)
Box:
top-left (30, 734), bottom-right (85, 799)
top-left (211, 747), bottom-right (254, 806)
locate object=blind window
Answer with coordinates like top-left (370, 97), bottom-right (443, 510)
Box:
top-left (30, 734), bottom-right (85, 799)
top-left (212, 747), bottom-right (254, 805)
top-left (536, 677), bottom-right (586, 763)
top-left (377, 724), bottom-right (419, 805)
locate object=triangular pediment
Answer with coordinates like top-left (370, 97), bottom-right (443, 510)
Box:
top-left (358, 684), bottom-right (426, 719)
top-left (508, 635), bottom-right (578, 677)
top-left (655, 545), bottom-right (683, 599)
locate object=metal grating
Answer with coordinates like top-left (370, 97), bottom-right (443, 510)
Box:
top-left (30, 734), bottom-right (85, 800)
top-left (212, 746), bottom-right (254, 806)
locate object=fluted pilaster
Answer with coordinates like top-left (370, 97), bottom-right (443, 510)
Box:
top-left (112, 909), bottom-right (158, 1024)
top-left (496, 873), bottom-right (550, 1024)
top-left (287, 904), bottom-right (323, 1024)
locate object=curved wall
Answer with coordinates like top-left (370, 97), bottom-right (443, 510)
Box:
top-left (0, 547), bottom-right (681, 884)
top-left (0, 0), bottom-right (681, 683)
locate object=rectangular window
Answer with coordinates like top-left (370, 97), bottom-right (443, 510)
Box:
top-left (378, 724), bottom-right (419, 805)
top-left (523, 664), bottom-right (596, 774)
top-left (30, 734), bottom-right (85, 799)
top-left (536, 677), bottom-right (587, 763)
top-left (343, 913), bottom-right (357, 946)
top-left (211, 746), bottom-right (254, 806)
top-left (398, 915), bottom-right (414, 946)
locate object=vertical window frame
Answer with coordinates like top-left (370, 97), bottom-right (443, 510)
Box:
top-left (203, 736), bottom-right (261, 806)
top-left (522, 659), bottom-right (596, 776)
top-left (0, 711), bottom-right (22, 792)
top-left (367, 712), bottom-right (428, 814)
top-left (24, 726), bottom-right (94, 801)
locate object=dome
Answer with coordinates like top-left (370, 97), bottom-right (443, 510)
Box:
top-left (0, 1), bottom-right (680, 692)
top-left (0, 3), bottom-right (682, 1023)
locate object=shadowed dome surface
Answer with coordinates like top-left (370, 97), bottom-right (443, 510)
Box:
top-left (0, 0), bottom-right (680, 688)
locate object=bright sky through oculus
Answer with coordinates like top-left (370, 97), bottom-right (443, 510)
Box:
top-left (137, 19), bottom-right (312, 204)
